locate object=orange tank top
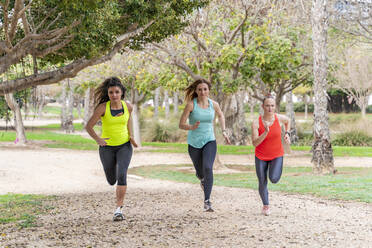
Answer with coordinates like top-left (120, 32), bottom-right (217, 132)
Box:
top-left (255, 114), bottom-right (284, 161)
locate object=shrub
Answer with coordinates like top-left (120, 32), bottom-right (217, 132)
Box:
top-left (296, 130), bottom-right (313, 146)
top-left (142, 117), bottom-right (185, 143)
top-left (366, 105), bottom-right (372, 114)
top-left (332, 131), bottom-right (372, 146)
top-left (293, 102), bottom-right (314, 113)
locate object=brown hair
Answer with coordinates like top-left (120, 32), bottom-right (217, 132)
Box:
top-left (94, 77), bottom-right (126, 108)
top-left (262, 93), bottom-right (275, 104)
top-left (184, 79), bottom-right (212, 102)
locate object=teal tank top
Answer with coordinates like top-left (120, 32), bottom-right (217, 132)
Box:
top-left (187, 98), bottom-right (215, 148)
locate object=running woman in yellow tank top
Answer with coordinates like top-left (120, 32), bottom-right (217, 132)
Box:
top-left (86, 77), bottom-right (138, 221)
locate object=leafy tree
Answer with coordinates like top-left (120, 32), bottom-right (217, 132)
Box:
top-left (0, 0), bottom-right (208, 94)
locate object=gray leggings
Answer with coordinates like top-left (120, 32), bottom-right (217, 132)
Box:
top-left (99, 141), bottom-right (133, 186)
top-left (188, 140), bottom-right (217, 201)
top-left (255, 156), bottom-right (283, 205)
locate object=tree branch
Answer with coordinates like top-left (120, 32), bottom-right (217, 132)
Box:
top-left (0, 21), bottom-right (154, 95)
top-left (227, 7), bottom-right (248, 44)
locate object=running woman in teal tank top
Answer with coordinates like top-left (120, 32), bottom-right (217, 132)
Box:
top-left (179, 79), bottom-right (231, 212)
top-left (86, 77), bottom-right (138, 221)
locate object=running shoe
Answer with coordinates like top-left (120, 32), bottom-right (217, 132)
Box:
top-left (204, 200), bottom-right (214, 212)
top-left (113, 212), bottom-right (124, 221)
top-left (262, 206), bottom-right (270, 216)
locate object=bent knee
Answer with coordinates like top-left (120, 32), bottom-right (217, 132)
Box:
top-left (270, 177), bottom-right (281, 184)
top-left (107, 179), bottom-right (116, 186)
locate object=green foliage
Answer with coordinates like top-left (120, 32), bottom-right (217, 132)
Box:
top-left (0, 194), bottom-right (54, 228)
top-left (333, 131), bottom-right (372, 147)
top-left (294, 102), bottom-right (314, 113)
top-left (366, 105), bottom-right (372, 114)
top-left (0, 97), bottom-right (10, 119)
top-left (241, 25), bottom-right (311, 91)
top-left (130, 165), bottom-right (372, 203)
top-left (329, 113), bottom-right (361, 126)
top-left (142, 119), bottom-right (184, 143)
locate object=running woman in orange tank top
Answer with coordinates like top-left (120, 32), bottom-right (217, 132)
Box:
top-left (251, 95), bottom-right (291, 216)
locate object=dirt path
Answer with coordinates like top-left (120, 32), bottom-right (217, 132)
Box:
top-left (1, 147), bottom-right (372, 247)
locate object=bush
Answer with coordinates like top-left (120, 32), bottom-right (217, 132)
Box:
top-left (142, 117), bottom-right (185, 143)
top-left (333, 131), bottom-right (372, 146)
top-left (366, 105), bottom-right (372, 114)
top-left (329, 114), bottom-right (361, 126)
top-left (296, 130), bottom-right (313, 146)
top-left (294, 102), bottom-right (314, 113)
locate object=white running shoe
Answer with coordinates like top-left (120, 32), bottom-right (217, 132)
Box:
top-left (204, 200), bottom-right (214, 212)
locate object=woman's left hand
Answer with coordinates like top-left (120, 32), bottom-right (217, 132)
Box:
top-left (284, 133), bottom-right (291, 145)
top-left (223, 131), bottom-right (231, 145)
top-left (130, 137), bottom-right (138, 148)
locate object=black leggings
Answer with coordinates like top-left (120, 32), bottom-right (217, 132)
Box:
top-left (255, 156), bottom-right (283, 205)
top-left (188, 140), bottom-right (217, 201)
top-left (99, 141), bottom-right (133, 186)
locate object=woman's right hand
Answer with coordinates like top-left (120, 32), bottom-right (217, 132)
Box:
top-left (190, 121), bottom-right (200, 130)
top-left (263, 121), bottom-right (270, 133)
top-left (96, 137), bottom-right (110, 146)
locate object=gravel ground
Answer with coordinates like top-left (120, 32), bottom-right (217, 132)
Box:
top-left (0, 147), bottom-right (371, 247)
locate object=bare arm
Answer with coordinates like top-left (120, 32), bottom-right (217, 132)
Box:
top-left (212, 100), bottom-right (231, 144)
top-left (278, 114), bottom-right (291, 144)
top-left (251, 119), bottom-right (269, 147)
top-left (85, 103), bottom-right (107, 146)
top-left (126, 101), bottom-right (138, 147)
top-left (179, 101), bottom-right (200, 130)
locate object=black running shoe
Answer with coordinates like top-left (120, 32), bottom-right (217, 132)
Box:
top-left (113, 212), bottom-right (124, 221)
top-left (204, 200), bottom-right (214, 212)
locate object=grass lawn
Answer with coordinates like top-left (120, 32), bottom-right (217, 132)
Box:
top-left (143, 142), bottom-right (372, 157)
top-left (0, 131), bottom-right (97, 150)
top-left (129, 164), bottom-right (372, 203)
top-left (0, 194), bottom-right (54, 228)
top-left (0, 130), bottom-right (371, 156)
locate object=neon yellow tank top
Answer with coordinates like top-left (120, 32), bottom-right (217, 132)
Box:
top-left (101, 100), bottom-right (130, 146)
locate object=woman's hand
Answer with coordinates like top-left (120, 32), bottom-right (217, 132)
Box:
top-left (284, 133), bottom-right (291, 145)
top-left (190, 121), bottom-right (200, 130)
top-left (263, 121), bottom-right (271, 133)
top-left (96, 137), bottom-right (110, 146)
top-left (222, 131), bottom-right (231, 145)
top-left (130, 137), bottom-right (138, 148)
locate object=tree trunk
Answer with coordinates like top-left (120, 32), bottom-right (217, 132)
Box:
top-left (173, 91), bottom-right (179, 115)
top-left (131, 103), bottom-right (141, 148)
top-left (222, 91), bottom-right (248, 145)
top-left (361, 104), bottom-right (366, 118)
top-left (61, 80), bottom-right (74, 133)
top-left (164, 89), bottom-right (169, 119)
top-left (130, 86), bottom-right (143, 147)
top-left (76, 99), bottom-right (82, 119)
top-left (311, 0), bottom-right (335, 174)
top-left (83, 87), bottom-right (95, 126)
top-left (36, 86), bottom-right (46, 118)
top-left (285, 90), bottom-right (298, 144)
top-left (249, 96), bottom-right (256, 119)
top-left (304, 95), bottom-right (309, 119)
top-left (5, 93), bottom-right (27, 145)
top-left (154, 87), bottom-right (160, 118)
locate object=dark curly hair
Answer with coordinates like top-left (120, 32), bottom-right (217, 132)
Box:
top-left (94, 77), bottom-right (126, 108)
top-left (184, 78), bottom-right (212, 102)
